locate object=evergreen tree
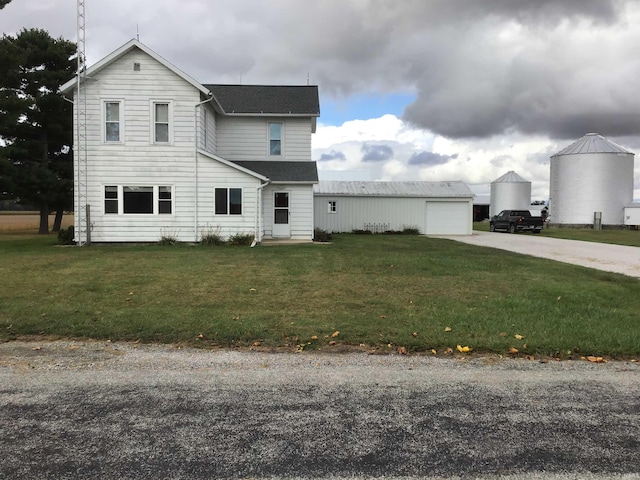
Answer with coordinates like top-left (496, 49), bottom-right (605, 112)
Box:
top-left (0, 29), bottom-right (76, 233)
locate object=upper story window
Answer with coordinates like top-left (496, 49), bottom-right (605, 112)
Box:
top-left (104, 101), bottom-right (122, 142)
top-left (153, 102), bottom-right (171, 143)
top-left (269, 122), bottom-right (282, 156)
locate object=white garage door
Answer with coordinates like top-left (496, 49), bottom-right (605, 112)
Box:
top-left (425, 201), bottom-right (470, 235)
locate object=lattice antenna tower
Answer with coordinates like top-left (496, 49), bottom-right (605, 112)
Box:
top-left (75, 0), bottom-right (89, 245)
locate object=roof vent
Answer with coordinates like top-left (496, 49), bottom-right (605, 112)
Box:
top-left (133, 62), bottom-right (141, 71)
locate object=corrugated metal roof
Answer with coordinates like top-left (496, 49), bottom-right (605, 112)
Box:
top-left (491, 171), bottom-right (530, 184)
top-left (313, 181), bottom-right (474, 198)
top-left (552, 133), bottom-right (633, 156)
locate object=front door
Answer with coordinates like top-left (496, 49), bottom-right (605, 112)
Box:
top-left (273, 191), bottom-right (290, 237)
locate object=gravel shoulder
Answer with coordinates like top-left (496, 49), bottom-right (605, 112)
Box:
top-left (2, 340), bottom-right (639, 479)
top-left (439, 231), bottom-right (640, 278)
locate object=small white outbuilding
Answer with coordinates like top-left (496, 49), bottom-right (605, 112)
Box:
top-left (490, 171), bottom-right (531, 217)
top-left (313, 181), bottom-right (474, 235)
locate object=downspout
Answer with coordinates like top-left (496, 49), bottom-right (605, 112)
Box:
top-left (194, 93), bottom-right (214, 242)
top-left (251, 180), bottom-right (270, 247)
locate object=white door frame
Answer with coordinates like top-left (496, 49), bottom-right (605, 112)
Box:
top-left (272, 191), bottom-right (291, 237)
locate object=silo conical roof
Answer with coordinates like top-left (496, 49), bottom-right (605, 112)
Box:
top-left (491, 170), bottom-right (530, 184)
top-left (552, 133), bottom-right (633, 157)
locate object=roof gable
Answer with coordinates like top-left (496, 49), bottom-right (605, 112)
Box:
top-left (60, 39), bottom-right (211, 96)
top-left (204, 84), bottom-right (320, 116)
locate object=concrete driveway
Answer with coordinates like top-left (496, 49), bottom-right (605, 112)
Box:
top-left (440, 231), bottom-right (640, 279)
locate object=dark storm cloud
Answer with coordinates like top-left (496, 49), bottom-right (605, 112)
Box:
top-left (408, 151), bottom-right (458, 166)
top-left (0, 0), bottom-right (636, 139)
top-left (361, 143), bottom-right (394, 163)
top-left (317, 150), bottom-right (347, 162)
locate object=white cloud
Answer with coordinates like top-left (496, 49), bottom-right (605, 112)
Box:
top-left (314, 115), bottom-right (559, 200)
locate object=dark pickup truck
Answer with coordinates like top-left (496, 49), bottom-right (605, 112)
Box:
top-left (489, 210), bottom-right (544, 234)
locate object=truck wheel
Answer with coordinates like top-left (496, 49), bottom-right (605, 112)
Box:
top-left (509, 224), bottom-right (516, 234)
top-left (489, 223), bottom-right (495, 232)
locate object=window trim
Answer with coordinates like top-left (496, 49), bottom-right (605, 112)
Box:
top-left (150, 100), bottom-right (173, 144)
top-left (214, 187), bottom-right (243, 216)
top-left (103, 185), bottom-right (174, 216)
top-left (103, 99), bottom-right (124, 143)
top-left (268, 121), bottom-right (283, 157)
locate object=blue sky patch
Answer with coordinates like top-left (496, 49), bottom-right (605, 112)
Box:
top-left (320, 93), bottom-right (416, 126)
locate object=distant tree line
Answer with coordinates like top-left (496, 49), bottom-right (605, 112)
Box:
top-left (0, 28), bottom-right (76, 233)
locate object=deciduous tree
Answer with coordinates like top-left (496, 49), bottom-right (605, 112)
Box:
top-left (0, 29), bottom-right (76, 233)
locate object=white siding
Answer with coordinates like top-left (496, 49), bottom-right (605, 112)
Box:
top-left (314, 196), bottom-right (473, 235)
top-left (263, 184), bottom-right (314, 240)
top-left (216, 117), bottom-right (312, 161)
top-left (198, 104), bottom-right (217, 154)
top-left (624, 205), bottom-right (640, 226)
top-left (72, 48), bottom-right (203, 242)
top-left (314, 196), bottom-right (428, 233)
top-left (196, 152), bottom-right (262, 240)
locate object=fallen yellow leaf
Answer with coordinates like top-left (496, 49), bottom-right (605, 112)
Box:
top-left (252, 341), bottom-right (261, 347)
top-left (412, 332), bottom-right (418, 337)
top-left (398, 346), bottom-right (407, 355)
top-left (431, 349), bottom-right (437, 355)
top-left (514, 334), bottom-right (524, 340)
top-left (310, 335), bottom-right (318, 341)
top-left (328, 340), bottom-right (337, 346)
top-left (331, 331), bottom-right (340, 338)
top-left (445, 347), bottom-right (454, 355)
top-left (456, 345), bottom-right (471, 353)
top-left (509, 347), bottom-right (519, 354)
top-left (587, 356), bottom-right (606, 363)
top-left (445, 327), bottom-right (452, 332)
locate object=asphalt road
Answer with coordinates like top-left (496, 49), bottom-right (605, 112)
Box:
top-left (440, 231), bottom-right (640, 279)
top-left (1, 341), bottom-right (639, 479)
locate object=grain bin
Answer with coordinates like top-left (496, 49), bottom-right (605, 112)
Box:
top-left (490, 171), bottom-right (531, 217)
top-left (549, 133), bottom-right (634, 226)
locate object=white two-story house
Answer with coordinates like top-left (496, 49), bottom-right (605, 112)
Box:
top-left (60, 39), bottom-right (319, 243)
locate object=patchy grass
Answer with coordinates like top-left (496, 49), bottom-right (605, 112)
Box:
top-left (1, 233), bottom-right (639, 357)
top-left (474, 221), bottom-right (640, 247)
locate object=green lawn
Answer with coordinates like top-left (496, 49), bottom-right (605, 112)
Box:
top-left (474, 221), bottom-right (640, 247)
top-left (1, 232), bottom-right (639, 358)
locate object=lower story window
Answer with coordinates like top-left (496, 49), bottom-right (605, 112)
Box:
top-left (328, 201), bottom-right (337, 213)
top-left (104, 185), bottom-right (173, 215)
top-left (215, 187), bottom-right (242, 215)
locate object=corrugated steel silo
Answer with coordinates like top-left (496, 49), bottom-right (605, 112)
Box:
top-left (549, 133), bottom-right (634, 226)
top-left (490, 171), bottom-right (531, 217)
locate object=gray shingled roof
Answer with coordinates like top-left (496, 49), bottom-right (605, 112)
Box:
top-left (204, 84), bottom-right (320, 116)
top-left (552, 133), bottom-right (633, 156)
top-left (313, 181), bottom-right (474, 198)
top-left (233, 161), bottom-right (318, 183)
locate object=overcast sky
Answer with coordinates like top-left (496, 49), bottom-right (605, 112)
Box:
top-left (2, 0), bottom-right (640, 199)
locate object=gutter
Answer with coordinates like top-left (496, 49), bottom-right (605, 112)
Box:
top-left (194, 94), bottom-right (215, 242)
top-left (252, 180), bottom-right (270, 247)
